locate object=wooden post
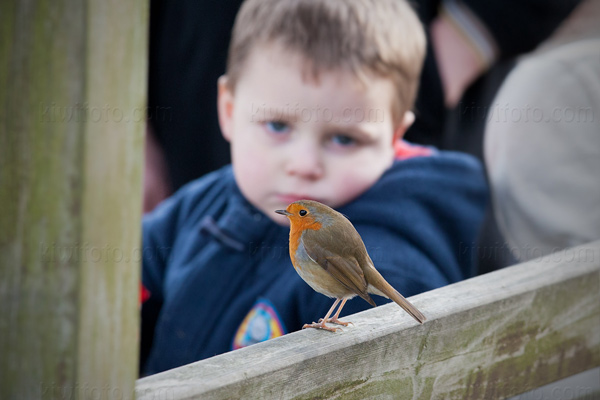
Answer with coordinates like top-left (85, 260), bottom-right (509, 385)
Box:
top-left (136, 241), bottom-right (600, 399)
top-left (0, 1), bottom-right (148, 399)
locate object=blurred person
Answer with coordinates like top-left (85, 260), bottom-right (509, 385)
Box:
top-left (484, 0), bottom-right (600, 264)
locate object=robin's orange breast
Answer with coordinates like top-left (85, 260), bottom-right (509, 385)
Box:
top-left (288, 219), bottom-right (321, 271)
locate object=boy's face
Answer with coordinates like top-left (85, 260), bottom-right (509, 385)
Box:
top-left (218, 44), bottom-right (412, 224)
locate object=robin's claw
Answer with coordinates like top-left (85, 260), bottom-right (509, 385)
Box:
top-left (318, 317), bottom-right (352, 327)
top-left (302, 322), bottom-right (340, 332)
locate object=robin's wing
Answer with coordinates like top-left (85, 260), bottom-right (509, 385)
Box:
top-left (302, 233), bottom-right (376, 306)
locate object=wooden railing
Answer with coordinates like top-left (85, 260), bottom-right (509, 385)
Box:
top-left (136, 240), bottom-right (600, 399)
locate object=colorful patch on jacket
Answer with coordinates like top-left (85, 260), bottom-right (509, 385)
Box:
top-left (232, 299), bottom-right (286, 350)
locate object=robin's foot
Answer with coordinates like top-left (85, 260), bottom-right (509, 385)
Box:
top-left (302, 322), bottom-right (340, 332)
top-left (318, 318), bottom-right (353, 326)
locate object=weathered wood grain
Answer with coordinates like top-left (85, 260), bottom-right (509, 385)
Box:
top-left (0, 1), bottom-right (147, 398)
top-left (136, 241), bottom-right (600, 400)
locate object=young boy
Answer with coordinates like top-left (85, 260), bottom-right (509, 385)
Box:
top-left (140, 0), bottom-right (487, 375)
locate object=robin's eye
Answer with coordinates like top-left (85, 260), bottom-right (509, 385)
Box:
top-left (299, 209), bottom-right (308, 216)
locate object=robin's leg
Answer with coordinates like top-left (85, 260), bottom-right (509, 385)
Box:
top-left (303, 299), bottom-right (341, 332)
top-left (320, 298), bottom-right (352, 326)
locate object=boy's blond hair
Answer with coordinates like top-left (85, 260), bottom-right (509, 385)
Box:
top-left (225, 0), bottom-right (426, 125)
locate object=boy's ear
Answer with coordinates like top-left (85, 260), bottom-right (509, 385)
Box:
top-left (217, 75), bottom-right (234, 142)
top-left (392, 111), bottom-right (415, 142)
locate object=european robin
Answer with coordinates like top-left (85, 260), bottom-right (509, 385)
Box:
top-left (276, 200), bottom-right (426, 332)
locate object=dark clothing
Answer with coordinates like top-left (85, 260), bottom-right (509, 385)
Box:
top-left (140, 151), bottom-right (488, 375)
top-left (463, 0), bottom-right (582, 58)
top-left (147, 0), bottom-right (243, 190)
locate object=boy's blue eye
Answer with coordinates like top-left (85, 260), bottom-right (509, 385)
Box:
top-left (265, 121), bottom-right (289, 133)
top-left (331, 134), bottom-right (355, 146)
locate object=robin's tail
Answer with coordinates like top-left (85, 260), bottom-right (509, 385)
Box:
top-left (366, 269), bottom-right (426, 324)
top-left (384, 286), bottom-right (426, 324)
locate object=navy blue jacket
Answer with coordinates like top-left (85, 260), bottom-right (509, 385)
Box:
top-left (140, 152), bottom-right (487, 375)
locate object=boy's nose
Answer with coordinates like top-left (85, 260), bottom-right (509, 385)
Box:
top-left (284, 142), bottom-right (324, 180)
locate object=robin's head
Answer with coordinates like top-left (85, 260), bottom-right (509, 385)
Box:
top-left (275, 200), bottom-right (337, 229)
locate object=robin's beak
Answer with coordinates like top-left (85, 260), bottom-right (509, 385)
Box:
top-left (275, 209), bottom-right (292, 216)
